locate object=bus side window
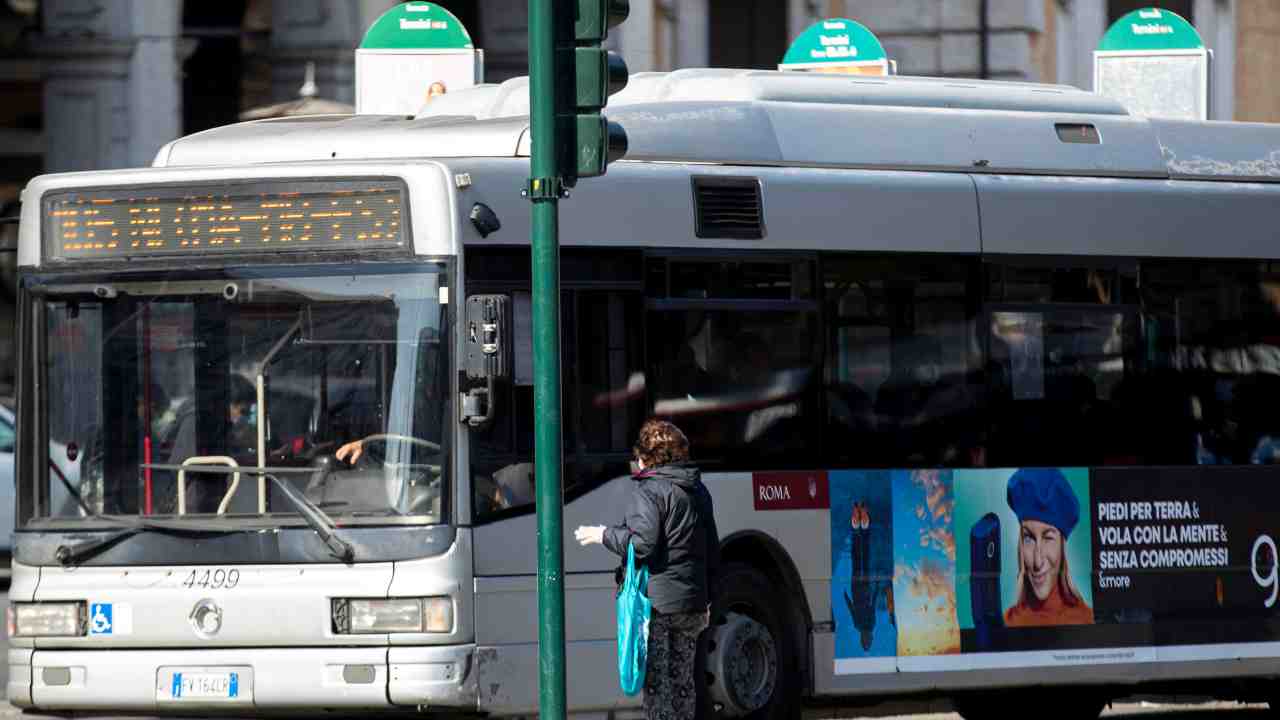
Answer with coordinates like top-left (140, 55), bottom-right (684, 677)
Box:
top-left (1139, 261), bottom-right (1280, 467)
top-left (823, 254), bottom-right (984, 469)
top-left (647, 257), bottom-right (821, 471)
top-left (983, 263), bottom-right (1140, 468)
top-left (571, 290), bottom-right (643, 487)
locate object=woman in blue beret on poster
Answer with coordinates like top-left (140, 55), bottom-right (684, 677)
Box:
top-left (1004, 468), bottom-right (1093, 627)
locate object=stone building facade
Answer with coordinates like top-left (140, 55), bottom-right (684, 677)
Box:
top-left (7, 0), bottom-right (1280, 179)
top-left (615, 0), bottom-right (1274, 123)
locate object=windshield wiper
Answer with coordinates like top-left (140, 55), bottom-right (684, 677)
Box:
top-left (54, 516), bottom-right (245, 567)
top-left (48, 459), bottom-right (94, 518)
top-left (141, 464), bottom-right (357, 562)
top-left (58, 465), bottom-right (356, 564)
top-left (262, 472), bottom-right (355, 562)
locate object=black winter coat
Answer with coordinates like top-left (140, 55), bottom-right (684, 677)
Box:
top-left (603, 464), bottom-right (720, 615)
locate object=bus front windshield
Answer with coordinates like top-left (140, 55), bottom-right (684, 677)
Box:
top-left (31, 266), bottom-right (449, 526)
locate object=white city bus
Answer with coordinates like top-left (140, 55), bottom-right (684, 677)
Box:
top-left (8, 69), bottom-right (1280, 719)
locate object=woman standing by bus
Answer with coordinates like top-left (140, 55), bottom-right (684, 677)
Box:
top-left (575, 419), bottom-right (720, 720)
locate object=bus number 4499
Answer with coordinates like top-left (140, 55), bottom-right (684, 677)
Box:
top-left (182, 569), bottom-right (241, 590)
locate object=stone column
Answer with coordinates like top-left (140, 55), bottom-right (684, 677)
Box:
top-left (1055, 0), bottom-right (1106, 90)
top-left (37, 0), bottom-right (183, 172)
top-left (840, 1), bottom-right (940, 76)
top-left (1193, 0), bottom-right (1236, 121)
top-left (617, 0), bottom-right (657, 73)
top-left (790, 0), bottom-right (819, 41)
top-left (1235, 0), bottom-right (1280, 122)
top-left (676, 0), bottom-right (710, 68)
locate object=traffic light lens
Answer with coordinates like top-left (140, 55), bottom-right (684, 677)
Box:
top-left (606, 120), bottom-right (628, 165)
top-left (576, 0), bottom-right (630, 42)
top-left (565, 0), bottom-right (631, 182)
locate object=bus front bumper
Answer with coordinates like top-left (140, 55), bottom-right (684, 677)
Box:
top-left (10, 644), bottom-right (477, 711)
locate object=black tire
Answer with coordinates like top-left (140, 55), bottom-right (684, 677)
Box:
top-left (709, 562), bottom-right (802, 720)
top-left (955, 690), bottom-right (1106, 720)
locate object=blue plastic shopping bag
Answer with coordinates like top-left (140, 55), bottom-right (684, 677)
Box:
top-left (617, 541), bottom-right (651, 696)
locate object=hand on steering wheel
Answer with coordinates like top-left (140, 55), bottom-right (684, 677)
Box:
top-left (335, 435), bottom-right (442, 466)
top-left (335, 439), bottom-right (365, 465)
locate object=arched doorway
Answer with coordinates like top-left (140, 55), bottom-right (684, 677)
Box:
top-left (183, 1), bottom-right (250, 134)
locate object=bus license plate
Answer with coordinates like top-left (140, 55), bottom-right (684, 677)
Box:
top-left (172, 671), bottom-right (238, 699)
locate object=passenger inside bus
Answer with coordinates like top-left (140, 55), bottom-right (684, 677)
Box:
top-left (732, 332), bottom-right (803, 447)
top-left (873, 336), bottom-right (978, 467)
top-left (148, 378), bottom-right (258, 515)
top-left (648, 308), bottom-right (819, 469)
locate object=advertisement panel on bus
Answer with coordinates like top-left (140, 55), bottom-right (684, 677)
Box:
top-left (814, 466), bottom-right (1280, 675)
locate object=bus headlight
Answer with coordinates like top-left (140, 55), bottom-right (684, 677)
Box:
top-left (333, 597), bottom-right (453, 634)
top-left (10, 602), bottom-right (86, 637)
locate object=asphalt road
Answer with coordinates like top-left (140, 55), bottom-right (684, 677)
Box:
top-left (804, 701), bottom-right (1272, 720)
top-left (0, 588), bottom-right (1269, 719)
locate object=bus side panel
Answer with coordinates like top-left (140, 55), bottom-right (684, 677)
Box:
top-left (473, 636), bottom-right (633, 715)
top-left (701, 471), bottom-right (832, 625)
top-left (473, 469), bottom-right (832, 714)
top-left (457, 160), bottom-right (983, 256)
top-left (472, 475), bottom-right (639, 714)
top-left (975, 175), bottom-right (1280, 260)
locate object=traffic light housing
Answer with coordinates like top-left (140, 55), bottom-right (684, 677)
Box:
top-left (560, 0), bottom-right (630, 184)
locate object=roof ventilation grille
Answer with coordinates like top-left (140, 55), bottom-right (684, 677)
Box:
top-left (693, 176), bottom-right (764, 240)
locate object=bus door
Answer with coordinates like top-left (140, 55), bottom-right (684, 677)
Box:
top-left (465, 248), bottom-right (646, 714)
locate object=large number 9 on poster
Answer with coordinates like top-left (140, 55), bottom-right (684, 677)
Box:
top-left (1252, 534), bottom-right (1278, 608)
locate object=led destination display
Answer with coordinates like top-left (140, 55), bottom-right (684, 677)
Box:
top-left (44, 179), bottom-right (408, 261)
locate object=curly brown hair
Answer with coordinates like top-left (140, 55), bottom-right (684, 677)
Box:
top-left (633, 419), bottom-right (690, 468)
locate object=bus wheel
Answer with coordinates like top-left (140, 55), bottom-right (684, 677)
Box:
top-left (708, 563), bottom-right (800, 720)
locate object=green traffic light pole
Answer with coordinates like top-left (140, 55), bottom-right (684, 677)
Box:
top-left (527, 0), bottom-right (627, 714)
top-left (527, 0), bottom-right (567, 718)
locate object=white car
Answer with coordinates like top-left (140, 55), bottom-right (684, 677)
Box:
top-left (0, 403), bottom-right (18, 570)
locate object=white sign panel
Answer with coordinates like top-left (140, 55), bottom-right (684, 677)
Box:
top-left (356, 50), bottom-right (484, 116)
top-left (1094, 49), bottom-right (1209, 121)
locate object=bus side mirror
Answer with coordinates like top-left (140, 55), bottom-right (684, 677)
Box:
top-left (461, 295), bottom-right (511, 427)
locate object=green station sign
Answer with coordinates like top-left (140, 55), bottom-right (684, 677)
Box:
top-left (1098, 7), bottom-right (1204, 52)
top-left (1093, 6), bottom-right (1209, 121)
top-left (360, 1), bottom-right (474, 51)
top-left (780, 18), bottom-right (889, 74)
